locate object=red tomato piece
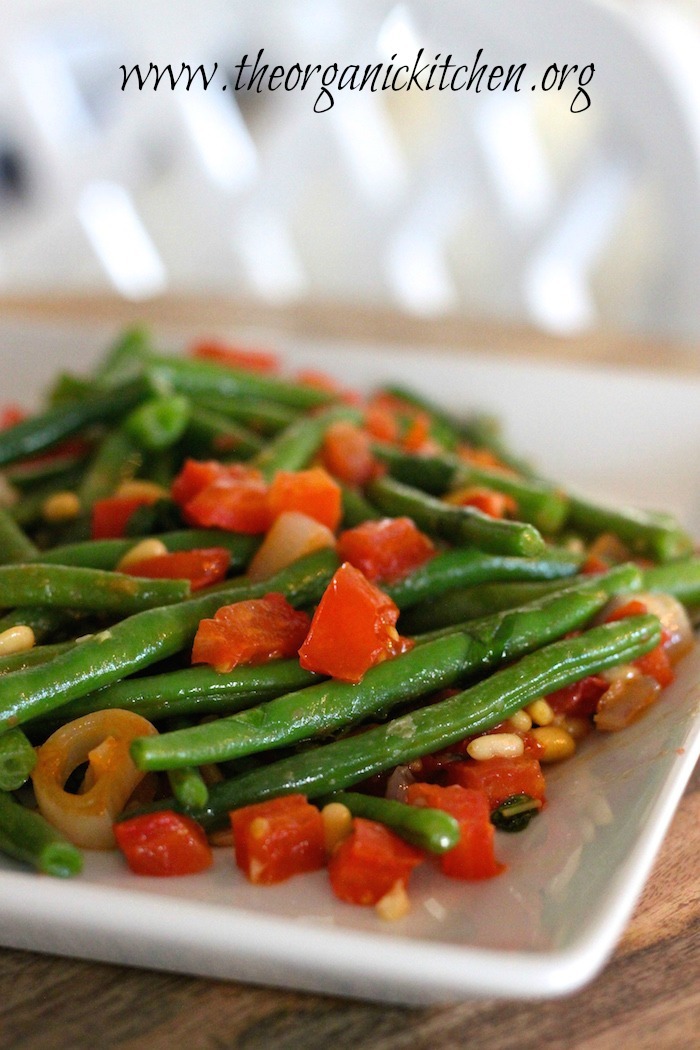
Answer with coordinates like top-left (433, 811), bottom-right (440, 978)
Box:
top-left (114, 810), bottom-right (213, 876)
top-left (230, 793), bottom-right (326, 884)
top-left (190, 339), bottom-right (280, 373)
top-left (171, 459), bottom-right (227, 506)
top-left (184, 474), bottom-right (271, 534)
top-left (446, 755), bottom-right (546, 809)
top-left (267, 467), bottom-right (342, 532)
top-left (0, 404), bottom-right (26, 428)
top-left (328, 817), bottom-right (424, 905)
top-left (446, 486), bottom-right (517, 519)
top-left (406, 782), bottom-right (505, 880)
top-left (321, 421), bottom-right (382, 487)
top-left (546, 674), bottom-right (609, 718)
top-left (122, 547), bottom-right (231, 590)
top-left (336, 517), bottom-right (435, 584)
top-left (298, 562), bottom-right (413, 683)
top-left (91, 495), bottom-right (158, 539)
top-left (604, 599), bottom-right (675, 687)
top-left (294, 369), bottom-right (362, 405)
top-left (192, 592), bottom-right (311, 672)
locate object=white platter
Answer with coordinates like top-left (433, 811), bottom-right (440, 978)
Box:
top-left (0, 319), bottom-right (699, 1004)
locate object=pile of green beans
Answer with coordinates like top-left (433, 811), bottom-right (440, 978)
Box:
top-left (0, 328), bottom-right (694, 881)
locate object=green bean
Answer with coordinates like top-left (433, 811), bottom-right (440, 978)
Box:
top-left (146, 354), bottom-right (334, 411)
top-left (29, 660), bottom-right (322, 735)
top-left (0, 728), bottom-right (36, 789)
top-left (93, 325), bottom-right (151, 387)
top-left (0, 606), bottom-right (84, 644)
top-left (565, 492), bottom-right (693, 563)
top-left (0, 790), bottom-right (83, 877)
top-left (0, 641), bottom-right (76, 676)
top-left (0, 563), bottom-right (190, 614)
top-left (339, 482), bottom-right (382, 527)
top-left (0, 508), bottom-right (39, 564)
top-left (4, 451), bottom-right (89, 489)
top-left (367, 475), bottom-right (545, 557)
top-left (37, 529), bottom-right (259, 571)
top-left (192, 394), bottom-right (299, 435)
top-left (179, 615), bottom-right (661, 828)
top-left (643, 556), bottom-right (700, 609)
top-left (0, 377), bottom-right (150, 468)
top-left (400, 579), bottom-right (567, 632)
top-left (252, 405), bottom-right (363, 480)
top-left (47, 372), bottom-right (96, 406)
top-left (322, 791), bottom-right (460, 854)
top-left (185, 405), bottom-right (263, 460)
top-left (124, 394), bottom-right (192, 452)
top-left (131, 588), bottom-right (607, 772)
top-left (377, 384), bottom-right (462, 450)
top-left (165, 719), bottom-right (210, 809)
top-left (77, 428), bottom-right (143, 507)
top-left (385, 547), bottom-right (580, 610)
top-left (9, 465), bottom-right (86, 527)
top-left (0, 548), bottom-right (338, 733)
top-left (374, 444), bottom-right (568, 534)
top-left (412, 563), bottom-right (642, 642)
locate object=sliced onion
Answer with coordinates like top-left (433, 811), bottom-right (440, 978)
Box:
top-left (247, 511), bottom-right (336, 582)
top-left (601, 590), bottom-right (693, 664)
top-left (594, 673), bottom-right (661, 732)
top-left (31, 709), bottom-right (158, 849)
top-left (385, 764), bottom-right (416, 801)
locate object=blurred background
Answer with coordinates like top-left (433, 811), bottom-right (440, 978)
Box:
top-left (2, 0), bottom-right (700, 346)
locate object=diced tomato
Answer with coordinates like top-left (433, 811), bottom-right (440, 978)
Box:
top-left (0, 404), bottom-right (26, 429)
top-left (406, 782), bottom-right (504, 880)
top-left (401, 412), bottom-right (433, 453)
top-left (328, 817), bottom-right (424, 905)
top-left (321, 421), bottom-right (382, 487)
top-left (364, 403), bottom-right (399, 443)
top-left (190, 339), bottom-right (280, 374)
top-left (295, 369), bottom-right (361, 405)
top-left (457, 444), bottom-right (515, 473)
top-left (114, 810), bottom-right (213, 876)
top-left (230, 794), bottom-right (326, 884)
top-left (446, 755), bottom-right (546, 809)
top-left (635, 642), bottom-right (675, 688)
top-left (336, 517), bottom-right (435, 584)
top-left (91, 494), bottom-right (159, 539)
top-left (604, 599), bottom-right (675, 687)
top-left (192, 592), bottom-right (311, 672)
top-left (445, 486), bottom-right (517, 519)
top-left (298, 562), bottom-right (412, 683)
top-left (171, 459), bottom-right (227, 506)
top-left (122, 547), bottom-right (231, 590)
top-left (184, 474), bottom-right (271, 534)
top-left (546, 675), bottom-right (609, 718)
top-left (267, 467), bottom-right (342, 532)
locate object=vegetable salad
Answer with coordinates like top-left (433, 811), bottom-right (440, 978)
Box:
top-left (0, 329), bottom-right (696, 920)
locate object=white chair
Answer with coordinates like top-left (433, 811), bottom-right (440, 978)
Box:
top-left (2, 0), bottom-right (700, 341)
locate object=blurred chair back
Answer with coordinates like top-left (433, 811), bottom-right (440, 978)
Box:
top-left (2, 0), bottom-right (700, 340)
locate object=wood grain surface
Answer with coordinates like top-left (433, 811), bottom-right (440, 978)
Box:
top-left (0, 296), bottom-right (697, 1049)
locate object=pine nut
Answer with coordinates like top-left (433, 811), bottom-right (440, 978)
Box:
top-left (115, 480), bottom-right (167, 501)
top-left (508, 709), bottom-right (532, 733)
top-left (526, 698), bottom-right (555, 726)
top-left (552, 713), bottom-right (591, 740)
top-left (249, 817), bottom-right (270, 840)
top-left (0, 624), bottom-right (35, 656)
top-left (375, 879), bottom-right (411, 921)
top-left (466, 732), bottom-right (524, 761)
top-left (116, 538), bottom-right (169, 570)
top-left (41, 491), bottom-right (81, 522)
top-left (530, 725), bottom-right (576, 763)
top-left (321, 802), bottom-right (353, 855)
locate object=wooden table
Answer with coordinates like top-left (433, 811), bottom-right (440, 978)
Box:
top-left (0, 295), bottom-right (697, 1050)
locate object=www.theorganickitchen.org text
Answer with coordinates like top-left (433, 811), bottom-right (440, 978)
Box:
top-left (119, 47), bottom-right (595, 114)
